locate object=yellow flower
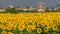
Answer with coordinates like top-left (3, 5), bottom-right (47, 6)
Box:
top-left (52, 25), bottom-right (57, 31)
top-left (32, 24), bottom-right (36, 30)
top-left (0, 24), bottom-right (2, 28)
top-left (8, 32), bottom-right (14, 34)
top-left (47, 23), bottom-right (52, 28)
top-left (7, 25), bottom-right (12, 30)
top-left (26, 25), bottom-right (32, 32)
top-left (18, 24), bottom-right (25, 31)
top-left (40, 21), bottom-right (47, 27)
top-left (37, 28), bottom-right (42, 34)
top-left (44, 27), bottom-right (49, 32)
top-left (25, 21), bottom-right (30, 25)
top-left (52, 32), bottom-right (57, 34)
top-left (2, 31), bottom-right (7, 34)
top-left (12, 23), bottom-right (17, 28)
top-left (0, 12), bottom-right (60, 34)
top-left (57, 20), bottom-right (60, 25)
top-left (20, 32), bottom-right (22, 34)
top-left (1, 25), bottom-right (6, 30)
top-left (13, 27), bottom-right (17, 30)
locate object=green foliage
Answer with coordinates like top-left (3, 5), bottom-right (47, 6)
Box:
top-left (5, 7), bottom-right (17, 14)
top-left (2, 7), bottom-right (60, 13)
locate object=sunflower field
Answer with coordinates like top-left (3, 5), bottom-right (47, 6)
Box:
top-left (0, 12), bottom-right (60, 34)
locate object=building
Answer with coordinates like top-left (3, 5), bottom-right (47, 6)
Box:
top-left (14, 1), bottom-right (45, 12)
top-left (37, 1), bottom-right (43, 9)
top-left (37, 1), bottom-right (45, 11)
top-left (54, 7), bottom-right (59, 10)
top-left (9, 5), bottom-right (14, 8)
top-left (0, 8), bottom-right (5, 12)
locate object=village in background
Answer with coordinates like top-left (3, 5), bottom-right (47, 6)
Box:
top-left (0, 1), bottom-right (60, 13)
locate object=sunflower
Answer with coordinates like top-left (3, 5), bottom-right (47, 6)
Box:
top-left (25, 21), bottom-right (30, 25)
top-left (8, 32), bottom-right (14, 34)
top-left (1, 25), bottom-right (6, 30)
top-left (0, 24), bottom-right (2, 28)
top-left (52, 25), bottom-right (57, 31)
top-left (13, 27), bottom-right (17, 30)
top-left (52, 32), bottom-right (57, 34)
top-left (7, 25), bottom-right (12, 30)
top-left (40, 21), bottom-right (47, 27)
top-left (44, 27), bottom-right (49, 32)
top-left (47, 23), bottom-right (52, 28)
top-left (12, 23), bottom-right (17, 28)
top-left (37, 28), bottom-right (42, 34)
top-left (57, 20), bottom-right (60, 25)
top-left (2, 31), bottom-right (7, 34)
top-left (18, 24), bottom-right (25, 31)
top-left (32, 24), bottom-right (36, 30)
top-left (26, 25), bottom-right (32, 32)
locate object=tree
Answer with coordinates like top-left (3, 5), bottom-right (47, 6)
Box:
top-left (26, 5), bottom-right (30, 9)
top-left (45, 7), bottom-right (49, 12)
top-left (5, 7), bottom-right (17, 13)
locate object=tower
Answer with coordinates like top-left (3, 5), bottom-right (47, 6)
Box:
top-left (9, 5), bottom-right (14, 8)
top-left (37, 1), bottom-right (43, 9)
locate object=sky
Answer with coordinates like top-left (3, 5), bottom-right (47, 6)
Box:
top-left (0, 0), bottom-right (60, 8)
